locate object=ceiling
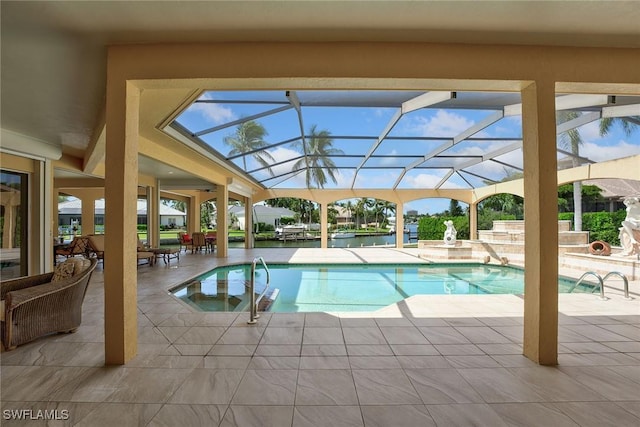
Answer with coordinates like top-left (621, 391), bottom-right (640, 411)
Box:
top-left (2, 1), bottom-right (639, 185)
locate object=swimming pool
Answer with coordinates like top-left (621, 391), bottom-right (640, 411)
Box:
top-left (170, 263), bottom-right (594, 313)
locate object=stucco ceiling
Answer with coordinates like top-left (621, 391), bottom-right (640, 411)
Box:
top-left (2, 1), bottom-right (639, 168)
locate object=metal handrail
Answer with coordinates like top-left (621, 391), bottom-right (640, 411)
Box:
top-left (248, 256), bottom-right (270, 324)
top-left (602, 271), bottom-right (632, 300)
top-left (569, 272), bottom-right (606, 300)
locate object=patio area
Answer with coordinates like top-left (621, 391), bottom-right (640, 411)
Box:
top-left (1, 248), bottom-right (639, 426)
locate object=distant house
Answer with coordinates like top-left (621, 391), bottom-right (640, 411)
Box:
top-left (58, 199), bottom-right (186, 228)
top-left (229, 205), bottom-right (295, 231)
top-left (334, 205), bottom-right (354, 226)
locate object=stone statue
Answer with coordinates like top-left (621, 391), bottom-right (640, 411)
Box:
top-left (619, 196), bottom-right (640, 256)
top-left (443, 220), bottom-right (457, 246)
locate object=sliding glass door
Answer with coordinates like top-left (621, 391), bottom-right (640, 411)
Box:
top-left (1, 170), bottom-right (28, 278)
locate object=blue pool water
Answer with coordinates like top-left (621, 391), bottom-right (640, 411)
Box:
top-left (170, 263), bottom-right (592, 313)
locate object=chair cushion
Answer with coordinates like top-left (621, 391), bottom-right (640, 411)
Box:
top-left (68, 257), bottom-right (92, 275)
top-left (52, 260), bottom-right (76, 281)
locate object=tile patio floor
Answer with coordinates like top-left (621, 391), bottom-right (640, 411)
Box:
top-left (1, 248), bottom-right (639, 426)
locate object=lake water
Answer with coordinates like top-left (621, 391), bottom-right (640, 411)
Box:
top-left (228, 224), bottom-right (419, 248)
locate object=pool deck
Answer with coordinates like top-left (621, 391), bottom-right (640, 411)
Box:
top-left (1, 248), bottom-right (639, 426)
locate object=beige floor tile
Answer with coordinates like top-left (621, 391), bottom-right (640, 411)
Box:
top-left (444, 355), bottom-right (501, 368)
top-left (0, 401), bottom-right (100, 426)
top-left (434, 344), bottom-right (485, 356)
top-left (304, 313), bottom-right (341, 327)
top-left (173, 344), bottom-right (212, 356)
top-left (218, 327), bottom-right (265, 345)
top-left (418, 326), bottom-right (471, 344)
top-left (380, 326), bottom-right (429, 345)
top-left (260, 326), bottom-right (303, 344)
top-left (361, 405), bottom-right (436, 427)
top-left (203, 355), bottom-right (251, 369)
top-left (389, 344), bottom-right (439, 355)
top-left (296, 369), bottom-right (358, 406)
top-left (255, 344), bottom-right (301, 356)
top-left (426, 403), bottom-right (509, 427)
top-left (248, 356), bottom-right (301, 370)
top-left (457, 368), bottom-right (545, 403)
top-left (342, 327), bottom-right (386, 345)
top-left (405, 368), bottom-right (484, 404)
top-left (397, 355), bottom-right (452, 369)
top-left (340, 317), bottom-right (378, 328)
top-left (1, 366), bottom-right (95, 402)
top-left (346, 344), bottom-right (393, 356)
top-left (490, 402), bottom-right (580, 427)
top-left (302, 344), bottom-right (347, 356)
top-left (352, 369), bottom-right (421, 405)
top-left (558, 366), bottom-right (640, 401)
top-left (173, 326), bottom-right (226, 345)
top-left (75, 402), bottom-right (162, 427)
top-left (169, 369), bottom-right (244, 405)
top-left (455, 326), bottom-right (513, 344)
top-left (148, 404), bottom-right (226, 427)
top-left (220, 405), bottom-right (294, 427)
top-left (349, 356), bottom-right (400, 369)
top-left (303, 327), bottom-right (344, 344)
top-left (208, 344), bottom-right (256, 356)
top-left (299, 356), bottom-right (349, 369)
top-left (293, 406), bottom-right (363, 427)
top-left (231, 369), bottom-right (298, 405)
top-left (507, 366), bottom-right (605, 401)
top-left (554, 401), bottom-right (640, 427)
top-left (267, 313), bottom-right (305, 327)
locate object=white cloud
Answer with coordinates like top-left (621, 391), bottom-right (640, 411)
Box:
top-left (408, 110), bottom-right (475, 137)
top-left (580, 140), bottom-right (640, 162)
top-left (379, 149), bottom-right (400, 166)
top-left (191, 94), bottom-right (236, 124)
top-left (402, 173), bottom-right (461, 189)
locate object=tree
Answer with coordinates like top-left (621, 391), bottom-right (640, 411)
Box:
top-left (224, 120), bottom-right (275, 174)
top-left (344, 200), bottom-right (354, 227)
top-left (447, 199), bottom-right (464, 216)
top-left (599, 115), bottom-right (640, 138)
top-left (293, 124), bottom-right (344, 188)
top-left (557, 111), bottom-right (584, 231)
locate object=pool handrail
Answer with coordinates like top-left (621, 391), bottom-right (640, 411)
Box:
top-left (602, 271), bottom-right (632, 300)
top-left (248, 256), bottom-right (270, 324)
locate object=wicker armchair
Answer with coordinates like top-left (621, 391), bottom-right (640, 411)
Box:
top-left (0, 258), bottom-right (97, 350)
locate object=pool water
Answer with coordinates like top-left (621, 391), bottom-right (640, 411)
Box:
top-left (170, 263), bottom-right (594, 313)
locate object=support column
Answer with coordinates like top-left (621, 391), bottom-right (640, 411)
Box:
top-left (469, 202), bottom-right (478, 240)
top-left (396, 202), bottom-right (404, 248)
top-left (81, 195), bottom-right (96, 235)
top-left (188, 194), bottom-right (200, 235)
top-left (216, 185), bottom-right (228, 258)
top-left (148, 183), bottom-right (160, 247)
top-left (320, 202), bottom-right (328, 249)
top-left (521, 81), bottom-right (559, 365)
top-left (104, 79), bottom-right (140, 365)
top-left (245, 197), bottom-right (254, 249)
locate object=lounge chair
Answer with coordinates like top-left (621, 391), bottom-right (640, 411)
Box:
top-left (1, 258), bottom-right (98, 350)
top-left (55, 236), bottom-right (89, 260)
top-left (190, 232), bottom-right (207, 253)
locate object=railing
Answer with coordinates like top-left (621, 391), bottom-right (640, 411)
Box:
top-left (602, 271), bottom-right (632, 300)
top-left (568, 271), bottom-right (632, 300)
top-left (248, 256), bottom-right (270, 324)
top-left (569, 272), bottom-right (605, 300)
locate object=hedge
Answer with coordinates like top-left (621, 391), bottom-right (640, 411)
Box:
top-left (559, 210), bottom-right (626, 245)
top-left (418, 216), bottom-right (470, 240)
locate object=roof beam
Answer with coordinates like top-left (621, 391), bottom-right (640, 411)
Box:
top-left (194, 104), bottom-right (293, 136)
top-left (556, 111), bottom-right (601, 134)
top-left (352, 91), bottom-right (453, 188)
top-left (602, 103), bottom-right (640, 118)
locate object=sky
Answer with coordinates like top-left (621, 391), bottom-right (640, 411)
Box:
top-left (175, 91), bottom-right (640, 215)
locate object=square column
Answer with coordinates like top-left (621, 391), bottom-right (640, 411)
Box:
top-left (188, 194), bottom-right (201, 235)
top-left (81, 196), bottom-right (96, 235)
top-left (216, 185), bottom-right (228, 257)
top-left (147, 183), bottom-right (160, 247)
top-left (320, 203), bottom-right (328, 249)
top-left (104, 81), bottom-right (140, 365)
top-left (469, 202), bottom-right (478, 240)
top-left (244, 197), bottom-right (254, 249)
top-left (395, 202), bottom-right (404, 248)
top-left (521, 81), bottom-right (559, 365)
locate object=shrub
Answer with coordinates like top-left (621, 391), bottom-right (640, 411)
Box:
top-left (558, 210), bottom-right (625, 245)
top-left (418, 216), bottom-right (469, 240)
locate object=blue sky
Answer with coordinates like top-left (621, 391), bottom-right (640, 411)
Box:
top-left (176, 91), bottom-right (640, 215)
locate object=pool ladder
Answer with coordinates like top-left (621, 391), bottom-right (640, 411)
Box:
top-left (248, 256), bottom-right (271, 324)
top-left (568, 271), bottom-right (632, 300)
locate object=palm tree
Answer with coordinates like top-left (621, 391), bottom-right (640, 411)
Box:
top-left (557, 111), bottom-right (584, 231)
top-left (293, 125), bottom-right (344, 188)
top-left (224, 120), bottom-right (275, 174)
top-left (345, 200), bottom-right (354, 228)
top-left (599, 115), bottom-right (640, 138)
